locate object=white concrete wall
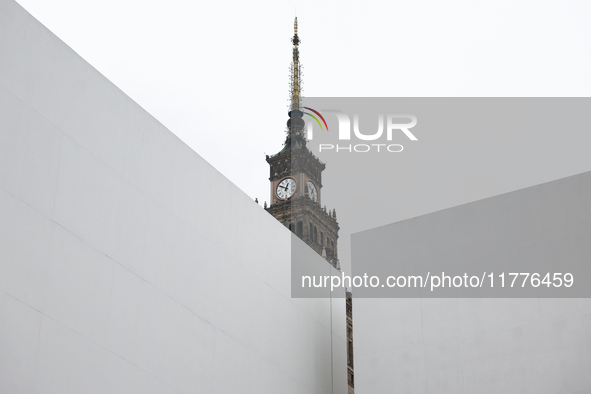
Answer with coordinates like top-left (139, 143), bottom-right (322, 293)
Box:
top-left (354, 172), bottom-right (591, 393)
top-left (0, 0), bottom-right (346, 393)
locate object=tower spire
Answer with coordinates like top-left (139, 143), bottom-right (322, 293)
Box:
top-left (284, 17), bottom-right (305, 150)
top-left (291, 17), bottom-right (301, 111)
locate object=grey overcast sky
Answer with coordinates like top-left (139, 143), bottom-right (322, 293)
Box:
top-left (14, 0), bottom-right (591, 207)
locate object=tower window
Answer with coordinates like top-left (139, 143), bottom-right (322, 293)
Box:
top-left (297, 221), bottom-right (303, 237)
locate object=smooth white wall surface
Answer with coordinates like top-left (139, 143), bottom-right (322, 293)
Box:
top-left (354, 172), bottom-right (591, 393)
top-left (0, 0), bottom-right (346, 393)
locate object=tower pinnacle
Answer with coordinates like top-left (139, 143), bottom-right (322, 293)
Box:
top-left (291, 17), bottom-right (301, 111)
top-left (284, 17), bottom-right (305, 150)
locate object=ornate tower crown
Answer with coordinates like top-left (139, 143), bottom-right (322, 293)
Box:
top-left (266, 18), bottom-right (339, 266)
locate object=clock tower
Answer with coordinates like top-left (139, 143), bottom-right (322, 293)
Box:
top-left (264, 18), bottom-right (353, 394)
top-left (265, 17), bottom-right (339, 268)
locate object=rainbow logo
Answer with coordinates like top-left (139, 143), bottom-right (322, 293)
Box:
top-left (303, 107), bottom-right (329, 131)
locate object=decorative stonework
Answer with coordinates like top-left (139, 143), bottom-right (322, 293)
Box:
top-left (346, 292), bottom-right (354, 394)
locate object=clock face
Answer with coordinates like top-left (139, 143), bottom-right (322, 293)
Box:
top-left (307, 181), bottom-right (318, 202)
top-left (276, 178), bottom-right (296, 200)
